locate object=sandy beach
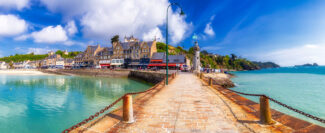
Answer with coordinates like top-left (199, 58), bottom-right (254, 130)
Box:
top-left (0, 69), bottom-right (51, 75)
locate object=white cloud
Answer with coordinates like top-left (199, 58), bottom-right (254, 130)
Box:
top-left (27, 48), bottom-right (52, 54)
top-left (0, 0), bottom-right (29, 10)
top-left (204, 22), bottom-right (215, 36)
top-left (17, 25), bottom-right (68, 43)
top-left (63, 40), bottom-right (85, 46)
top-left (39, 0), bottom-right (191, 44)
top-left (142, 27), bottom-right (164, 42)
top-left (65, 21), bottom-right (78, 36)
top-left (0, 14), bottom-right (27, 36)
top-left (257, 44), bottom-right (325, 66)
top-left (31, 25), bottom-right (68, 43)
top-left (15, 47), bottom-right (56, 54)
top-left (14, 34), bottom-right (29, 41)
top-left (168, 13), bottom-right (192, 44)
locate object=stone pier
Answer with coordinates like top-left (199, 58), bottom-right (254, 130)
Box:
top-left (75, 73), bottom-right (294, 133)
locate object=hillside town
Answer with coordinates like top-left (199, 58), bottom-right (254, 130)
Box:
top-left (0, 36), bottom-right (191, 71)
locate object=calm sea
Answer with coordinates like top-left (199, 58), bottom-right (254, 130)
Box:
top-left (231, 67), bottom-right (325, 127)
top-left (0, 75), bottom-right (152, 133)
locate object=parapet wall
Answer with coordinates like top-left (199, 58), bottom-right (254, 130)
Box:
top-left (128, 71), bottom-right (168, 84)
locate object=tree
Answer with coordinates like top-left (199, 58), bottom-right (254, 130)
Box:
top-left (9, 61), bottom-right (13, 69)
top-left (230, 53), bottom-right (237, 61)
top-left (111, 35), bottom-right (119, 44)
top-left (56, 50), bottom-right (63, 55)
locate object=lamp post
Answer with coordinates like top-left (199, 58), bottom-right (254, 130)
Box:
top-left (166, 3), bottom-right (185, 85)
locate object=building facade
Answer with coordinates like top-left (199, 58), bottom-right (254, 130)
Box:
top-left (76, 36), bottom-right (157, 69)
top-left (148, 52), bottom-right (187, 70)
top-left (74, 44), bottom-right (104, 68)
top-left (0, 61), bottom-right (8, 69)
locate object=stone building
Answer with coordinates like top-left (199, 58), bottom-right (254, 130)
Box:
top-left (64, 58), bottom-right (74, 69)
top-left (192, 41), bottom-right (201, 72)
top-left (74, 44), bottom-right (104, 67)
top-left (96, 36), bottom-right (156, 68)
top-left (74, 36), bottom-right (157, 68)
top-left (44, 53), bottom-right (62, 68)
top-left (97, 47), bottom-right (113, 68)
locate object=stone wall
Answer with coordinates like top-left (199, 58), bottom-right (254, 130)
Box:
top-left (128, 71), bottom-right (169, 84)
top-left (41, 69), bottom-right (131, 77)
top-left (41, 69), bottom-right (170, 84)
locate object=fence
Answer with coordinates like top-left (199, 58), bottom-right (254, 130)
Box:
top-left (62, 73), bottom-right (177, 133)
top-left (197, 72), bottom-right (325, 125)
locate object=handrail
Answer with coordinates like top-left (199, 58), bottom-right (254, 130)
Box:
top-left (62, 73), bottom-right (176, 133)
top-left (200, 73), bottom-right (325, 124)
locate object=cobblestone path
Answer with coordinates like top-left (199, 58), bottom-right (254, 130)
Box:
top-left (108, 73), bottom-right (255, 133)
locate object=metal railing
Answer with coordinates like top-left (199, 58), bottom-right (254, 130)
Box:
top-left (62, 73), bottom-right (177, 133)
top-left (198, 72), bottom-right (325, 124)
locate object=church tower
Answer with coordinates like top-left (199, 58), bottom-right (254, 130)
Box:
top-left (193, 41), bottom-right (200, 72)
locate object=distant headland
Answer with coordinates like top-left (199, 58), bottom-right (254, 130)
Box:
top-left (294, 63), bottom-right (318, 67)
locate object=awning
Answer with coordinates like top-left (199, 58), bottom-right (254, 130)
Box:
top-left (100, 64), bottom-right (110, 67)
top-left (148, 63), bottom-right (182, 67)
top-left (150, 59), bottom-right (163, 62)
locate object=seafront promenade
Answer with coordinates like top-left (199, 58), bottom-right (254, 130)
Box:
top-left (73, 73), bottom-right (292, 133)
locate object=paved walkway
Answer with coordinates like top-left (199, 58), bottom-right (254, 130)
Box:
top-left (104, 73), bottom-right (286, 133)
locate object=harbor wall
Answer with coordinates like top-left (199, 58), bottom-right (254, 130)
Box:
top-left (128, 71), bottom-right (169, 84)
top-left (41, 69), bottom-right (169, 84)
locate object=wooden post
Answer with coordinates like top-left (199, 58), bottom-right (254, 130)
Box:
top-left (123, 94), bottom-right (134, 123)
top-left (260, 95), bottom-right (274, 124)
top-left (200, 73), bottom-right (203, 79)
top-left (209, 77), bottom-right (212, 86)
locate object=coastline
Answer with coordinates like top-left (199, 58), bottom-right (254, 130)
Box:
top-left (0, 69), bottom-right (52, 75)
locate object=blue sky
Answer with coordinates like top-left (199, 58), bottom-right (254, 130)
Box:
top-left (1, 0), bottom-right (325, 66)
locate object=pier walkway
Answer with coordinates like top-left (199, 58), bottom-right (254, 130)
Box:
top-left (102, 73), bottom-right (286, 133)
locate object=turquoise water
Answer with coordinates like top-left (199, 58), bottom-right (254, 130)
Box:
top-left (0, 75), bottom-right (152, 133)
top-left (231, 67), bottom-right (325, 127)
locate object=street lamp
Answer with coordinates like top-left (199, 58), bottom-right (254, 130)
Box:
top-left (166, 3), bottom-right (185, 85)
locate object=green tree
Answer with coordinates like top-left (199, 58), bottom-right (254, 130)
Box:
top-left (9, 62), bottom-right (13, 69)
top-left (111, 35), bottom-right (119, 44)
top-left (56, 50), bottom-right (63, 55)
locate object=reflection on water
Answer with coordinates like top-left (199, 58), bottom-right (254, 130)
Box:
top-left (0, 75), bottom-right (152, 133)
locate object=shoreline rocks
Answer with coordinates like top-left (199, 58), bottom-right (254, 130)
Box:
top-left (203, 73), bottom-right (235, 88)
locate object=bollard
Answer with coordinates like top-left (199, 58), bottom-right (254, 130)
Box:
top-left (200, 73), bottom-right (203, 79)
top-left (260, 95), bottom-right (274, 124)
top-left (209, 77), bottom-right (212, 86)
top-left (123, 94), bottom-right (134, 123)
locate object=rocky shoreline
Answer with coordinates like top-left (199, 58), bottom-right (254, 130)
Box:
top-left (202, 73), bottom-right (235, 87)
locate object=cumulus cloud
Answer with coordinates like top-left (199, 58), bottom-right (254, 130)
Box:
top-left (39, 0), bottom-right (191, 45)
top-left (257, 44), bottom-right (325, 66)
top-left (142, 27), bottom-right (164, 42)
top-left (16, 25), bottom-right (68, 43)
top-left (15, 47), bottom-right (56, 54)
top-left (204, 22), bottom-right (215, 36)
top-left (168, 12), bottom-right (192, 44)
top-left (0, 0), bottom-right (29, 10)
top-left (31, 25), bottom-right (68, 43)
top-left (65, 21), bottom-right (78, 36)
top-left (0, 14), bottom-right (27, 36)
top-left (27, 47), bottom-right (52, 54)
